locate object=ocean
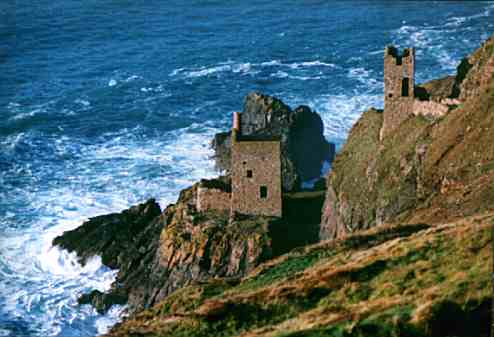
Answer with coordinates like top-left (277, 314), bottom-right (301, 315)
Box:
top-left (1, 1), bottom-right (493, 336)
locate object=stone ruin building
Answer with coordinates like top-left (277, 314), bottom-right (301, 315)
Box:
top-left (196, 112), bottom-right (283, 217)
top-left (196, 44), bottom-right (464, 217)
top-left (381, 46), bottom-right (461, 139)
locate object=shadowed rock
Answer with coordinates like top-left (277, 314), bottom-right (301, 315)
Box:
top-left (212, 92), bottom-right (335, 192)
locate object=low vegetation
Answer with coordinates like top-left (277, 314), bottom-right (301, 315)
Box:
top-left (106, 212), bottom-right (492, 337)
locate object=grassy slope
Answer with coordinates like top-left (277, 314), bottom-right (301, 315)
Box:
top-left (106, 211), bottom-right (492, 337)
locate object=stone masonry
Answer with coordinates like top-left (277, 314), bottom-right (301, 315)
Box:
top-left (381, 46), bottom-right (416, 140)
top-left (196, 186), bottom-right (231, 212)
top-left (231, 112), bottom-right (282, 217)
top-left (380, 45), bottom-right (460, 139)
top-left (195, 112), bottom-right (283, 218)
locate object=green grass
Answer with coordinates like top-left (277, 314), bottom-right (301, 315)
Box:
top-left (228, 253), bottom-right (327, 293)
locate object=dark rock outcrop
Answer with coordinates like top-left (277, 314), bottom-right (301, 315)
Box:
top-left (415, 75), bottom-right (456, 101)
top-left (212, 92), bottom-right (335, 191)
top-left (53, 199), bottom-right (162, 269)
top-left (78, 290), bottom-right (127, 314)
top-left (53, 199), bottom-right (168, 313)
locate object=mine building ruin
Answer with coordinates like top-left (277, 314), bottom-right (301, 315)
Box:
top-left (381, 45), bottom-right (461, 139)
top-left (196, 112), bottom-right (282, 217)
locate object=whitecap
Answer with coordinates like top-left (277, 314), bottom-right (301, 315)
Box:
top-left (169, 67), bottom-right (185, 76)
top-left (271, 70), bottom-right (289, 78)
top-left (10, 110), bottom-right (38, 121)
top-left (289, 75), bottom-right (322, 81)
top-left (61, 108), bottom-right (76, 116)
top-left (0, 132), bottom-right (25, 151)
top-left (232, 62), bottom-right (252, 73)
top-left (170, 59), bottom-right (335, 79)
top-left (7, 102), bottom-right (20, 109)
top-left (186, 65), bottom-right (231, 78)
top-left (125, 75), bottom-right (140, 82)
top-left (74, 99), bottom-right (90, 107)
top-left (295, 60), bottom-right (335, 68)
top-left (445, 16), bottom-right (467, 27)
top-left (108, 79), bottom-right (117, 87)
top-left (368, 50), bottom-right (384, 55)
top-left (260, 60), bottom-right (282, 66)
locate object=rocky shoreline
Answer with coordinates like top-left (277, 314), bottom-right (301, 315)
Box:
top-left (53, 93), bottom-right (333, 316)
top-left (52, 35), bottom-right (494, 336)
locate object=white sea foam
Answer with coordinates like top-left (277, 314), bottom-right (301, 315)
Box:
top-left (75, 99), bottom-right (90, 107)
top-left (0, 212), bottom-right (121, 337)
top-left (368, 50), bottom-right (384, 56)
top-left (289, 75), bottom-right (322, 81)
top-left (445, 16), bottom-right (467, 27)
top-left (124, 75), bottom-right (141, 82)
top-left (169, 59), bottom-right (336, 79)
top-left (286, 60), bottom-right (336, 69)
top-left (319, 94), bottom-right (383, 138)
top-left (7, 102), bottom-right (20, 109)
top-left (271, 70), bottom-right (289, 78)
top-left (10, 110), bottom-right (39, 121)
top-left (169, 67), bottom-right (185, 76)
top-left (95, 305), bottom-right (127, 335)
top-left (260, 60), bottom-right (282, 66)
top-left (108, 79), bottom-right (117, 87)
top-left (186, 64), bottom-right (232, 77)
top-left (284, 92), bottom-right (383, 141)
top-left (0, 121), bottom-right (219, 336)
top-left (394, 2), bottom-right (494, 77)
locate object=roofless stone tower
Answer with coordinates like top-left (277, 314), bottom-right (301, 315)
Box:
top-left (231, 112), bottom-right (282, 217)
top-left (196, 112), bottom-right (283, 217)
top-left (381, 46), bottom-right (416, 139)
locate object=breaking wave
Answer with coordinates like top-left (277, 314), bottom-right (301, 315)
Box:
top-left (0, 124), bottom-right (218, 336)
top-left (169, 59), bottom-right (336, 79)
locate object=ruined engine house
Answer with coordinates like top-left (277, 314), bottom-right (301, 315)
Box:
top-left (380, 46), bottom-right (460, 139)
top-left (196, 112), bottom-right (282, 217)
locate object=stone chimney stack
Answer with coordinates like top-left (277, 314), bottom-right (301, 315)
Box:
top-left (232, 111), bottom-right (241, 143)
top-left (233, 111), bottom-right (241, 131)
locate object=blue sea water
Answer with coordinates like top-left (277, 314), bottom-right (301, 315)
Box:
top-left (1, 1), bottom-right (493, 336)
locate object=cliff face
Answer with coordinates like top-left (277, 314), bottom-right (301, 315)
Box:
top-left (53, 181), bottom-right (324, 315)
top-left (212, 92), bottom-right (335, 191)
top-left (320, 35), bottom-right (494, 240)
top-left (53, 186), bottom-right (274, 314)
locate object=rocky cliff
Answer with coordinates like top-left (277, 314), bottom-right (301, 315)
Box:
top-left (54, 35), bottom-right (493, 337)
top-left (320, 35), bottom-right (494, 240)
top-left (53, 182), bottom-right (325, 315)
top-left (212, 92), bottom-right (335, 191)
top-left (53, 185), bottom-right (271, 314)
top-left (102, 36), bottom-right (493, 337)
